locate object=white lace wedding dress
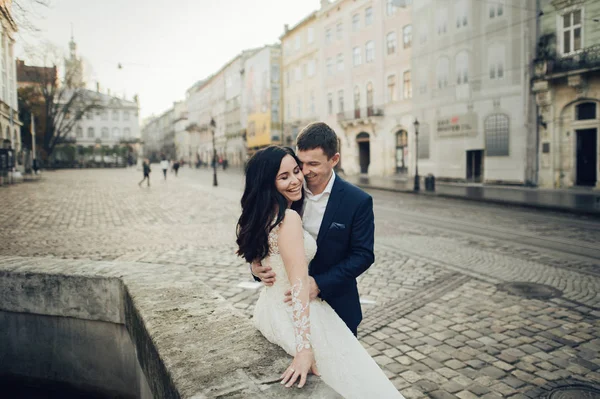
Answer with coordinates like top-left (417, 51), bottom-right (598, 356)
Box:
top-left (253, 215), bottom-right (404, 399)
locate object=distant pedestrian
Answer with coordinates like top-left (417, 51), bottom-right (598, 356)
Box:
top-left (173, 161), bottom-right (180, 176)
top-left (160, 156), bottom-right (169, 180)
top-left (138, 159), bottom-right (151, 187)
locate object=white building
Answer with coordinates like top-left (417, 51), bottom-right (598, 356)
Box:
top-left (411, 0), bottom-right (537, 184)
top-left (243, 44), bottom-right (283, 154)
top-left (0, 1), bottom-right (21, 159)
top-left (312, 0), bottom-right (413, 176)
top-left (224, 49), bottom-right (259, 166)
top-left (69, 90), bottom-right (141, 150)
top-left (281, 12), bottom-right (320, 147)
top-left (173, 100), bottom-right (189, 162)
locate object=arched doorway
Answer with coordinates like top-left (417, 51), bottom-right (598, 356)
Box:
top-left (395, 130), bottom-right (408, 174)
top-left (356, 132), bottom-right (370, 174)
top-left (575, 102), bottom-right (597, 186)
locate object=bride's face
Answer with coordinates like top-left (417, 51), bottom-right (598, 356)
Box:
top-left (275, 154), bottom-right (304, 206)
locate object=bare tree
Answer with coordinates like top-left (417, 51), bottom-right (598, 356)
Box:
top-left (18, 41), bottom-right (101, 159)
top-left (10, 0), bottom-right (51, 33)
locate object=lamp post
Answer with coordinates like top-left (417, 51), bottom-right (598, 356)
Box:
top-left (210, 117), bottom-right (218, 187)
top-left (413, 118), bottom-right (420, 192)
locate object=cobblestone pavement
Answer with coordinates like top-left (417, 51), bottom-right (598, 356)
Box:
top-left (1, 167), bottom-right (599, 398)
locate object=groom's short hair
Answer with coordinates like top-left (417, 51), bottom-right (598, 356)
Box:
top-left (296, 122), bottom-right (339, 159)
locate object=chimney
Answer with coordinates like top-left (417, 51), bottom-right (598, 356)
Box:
top-left (96, 81), bottom-right (100, 92)
top-left (320, 0), bottom-right (329, 8)
top-left (284, 24), bottom-right (289, 33)
top-left (108, 88), bottom-right (111, 96)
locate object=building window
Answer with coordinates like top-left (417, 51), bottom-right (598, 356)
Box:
top-left (561, 9), bottom-right (583, 55)
top-left (307, 60), bottom-right (316, 77)
top-left (295, 35), bottom-right (301, 50)
top-left (365, 41), bottom-right (375, 63)
top-left (325, 28), bottom-right (332, 44)
top-left (354, 86), bottom-right (361, 118)
top-left (124, 127), bottom-right (131, 137)
top-left (328, 93), bottom-right (333, 115)
top-left (365, 7), bottom-right (373, 26)
top-left (112, 110), bottom-right (119, 121)
top-left (456, 51), bottom-right (469, 85)
top-left (338, 90), bottom-right (344, 114)
top-left (418, 124), bottom-right (430, 159)
top-left (489, 0), bottom-right (504, 18)
top-left (123, 110), bottom-right (130, 121)
top-left (387, 32), bottom-right (397, 55)
top-left (308, 27), bottom-right (314, 44)
top-left (327, 57), bottom-right (334, 75)
top-left (455, 0), bottom-right (468, 28)
top-left (387, 75), bottom-right (397, 102)
top-left (366, 82), bottom-right (374, 116)
top-left (403, 25), bottom-right (412, 48)
top-left (101, 110), bottom-right (108, 120)
top-left (295, 66), bottom-right (302, 81)
top-left (87, 127), bottom-right (95, 138)
top-left (419, 25), bottom-right (428, 44)
top-left (86, 111), bottom-right (93, 120)
top-left (576, 102), bottom-right (597, 120)
top-left (436, 57), bottom-right (449, 88)
top-left (386, 0), bottom-right (396, 16)
top-left (403, 70), bottom-right (412, 99)
top-left (76, 126), bottom-right (83, 138)
top-left (396, 130), bottom-right (408, 173)
top-left (337, 53), bottom-right (344, 72)
top-left (485, 114), bottom-right (510, 156)
top-left (488, 44), bottom-right (505, 79)
top-left (101, 127), bottom-right (109, 138)
top-left (352, 14), bottom-right (360, 31)
top-left (112, 127), bottom-right (120, 138)
top-left (336, 22), bottom-right (343, 40)
top-left (436, 8), bottom-right (447, 35)
top-left (353, 47), bottom-right (362, 66)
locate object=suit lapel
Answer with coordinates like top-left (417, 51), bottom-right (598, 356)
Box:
top-left (316, 176), bottom-right (346, 247)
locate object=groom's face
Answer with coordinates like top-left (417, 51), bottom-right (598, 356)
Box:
top-left (297, 148), bottom-right (339, 192)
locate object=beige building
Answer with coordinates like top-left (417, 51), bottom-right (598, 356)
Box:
top-left (411, 0), bottom-right (538, 184)
top-left (0, 0), bottom-right (21, 160)
top-left (533, 0), bottom-right (600, 189)
top-left (314, 0), bottom-right (413, 176)
top-left (281, 12), bottom-right (320, 147)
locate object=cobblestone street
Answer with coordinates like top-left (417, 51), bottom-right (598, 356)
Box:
top-left (2, 167), bottom-right (600, 398)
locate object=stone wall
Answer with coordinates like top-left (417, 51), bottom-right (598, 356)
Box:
top-left (0, 256), bottom-right (341, 398)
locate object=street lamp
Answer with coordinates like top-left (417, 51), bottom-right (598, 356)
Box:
top-left (210, 117), bottom-right (218, 187)
top-left (413, 118), bottom-right (420, 192)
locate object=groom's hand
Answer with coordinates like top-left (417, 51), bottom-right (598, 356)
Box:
top-left (251, 261), bottom-right (276, 286)
top-left (284, 277), bottom-right (320, 303)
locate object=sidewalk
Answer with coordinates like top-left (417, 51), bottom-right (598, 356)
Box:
top-left (344, 174), bottom-right (600, 216)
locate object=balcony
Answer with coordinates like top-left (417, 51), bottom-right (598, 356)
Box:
top-left (534, 44), bottom-right (600, 79)
top-left (337, 106), bottom-right (384, 127)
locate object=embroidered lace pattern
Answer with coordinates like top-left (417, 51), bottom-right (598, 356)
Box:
top-left (291, 278), bottom-right (311, 353)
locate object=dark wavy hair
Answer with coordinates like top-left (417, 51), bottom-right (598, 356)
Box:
top-left (236, 146), bottom-right (304, 263)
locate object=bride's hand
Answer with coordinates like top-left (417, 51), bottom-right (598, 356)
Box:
top-left (280, 349), bottom-right (320, 388)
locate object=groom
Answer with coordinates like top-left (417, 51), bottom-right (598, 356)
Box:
top-left (252, 122), bottom-right (375, 336)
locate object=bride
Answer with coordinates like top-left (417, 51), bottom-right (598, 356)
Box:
top-left (236, 146), bottom-right (403, 398)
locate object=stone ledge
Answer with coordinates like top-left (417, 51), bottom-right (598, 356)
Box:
top-left (0, 256), bottom-right (341, 399)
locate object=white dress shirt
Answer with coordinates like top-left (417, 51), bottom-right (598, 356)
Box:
top-left (303, 171), bottom-right (336, 241)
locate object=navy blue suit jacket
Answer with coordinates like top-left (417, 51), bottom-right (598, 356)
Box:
top-left (310, 176), bottom-right (375, 336)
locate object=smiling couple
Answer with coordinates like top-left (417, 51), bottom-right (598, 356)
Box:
top-left (236, 122), bottom-right (403, 398)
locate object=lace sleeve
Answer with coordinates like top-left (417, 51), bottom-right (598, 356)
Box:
top-left (277, 209), bottom-right (312, 354)
top-left (291, 278), bottom-right (311, 353)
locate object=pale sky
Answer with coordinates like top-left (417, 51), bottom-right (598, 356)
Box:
top-left (16, 0), bottom-right (320, 120)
